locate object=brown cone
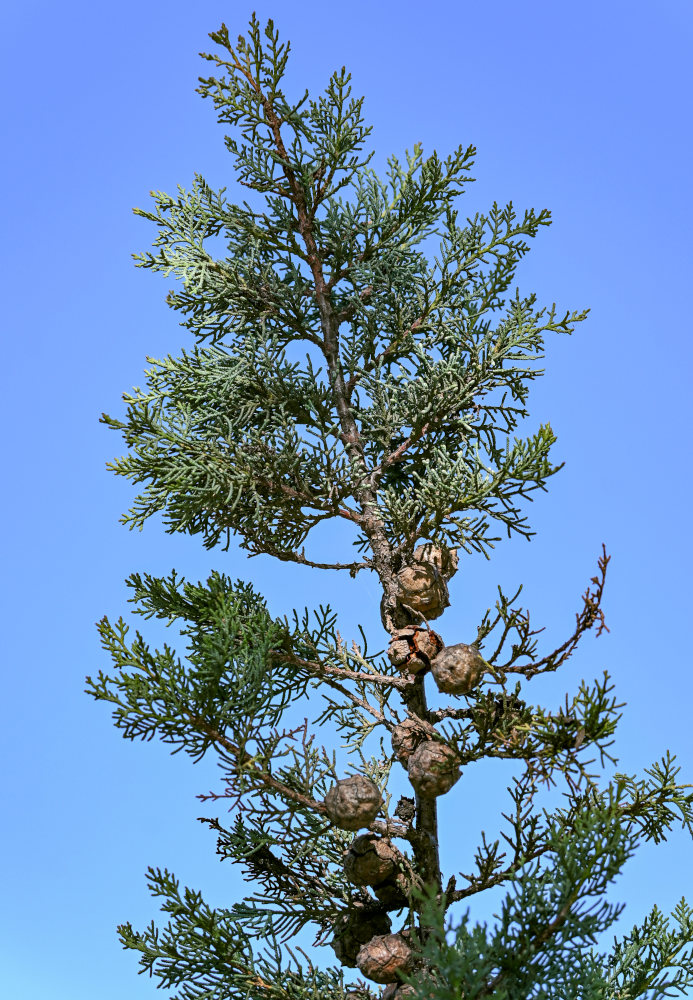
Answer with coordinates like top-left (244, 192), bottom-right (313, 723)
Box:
top-left (382, 987), bottom-right (419, 1000)
top-left (395, 562), bottom-right (448, 620)
top-left (407, 740), bottom-right (461, 797)
top-left (373, 871), bottom-right (410, 910)
top-left (394, 796), bottom-right (416, 822)
top-left (331, 906), bottom-right (391, 968)
top-left (344, 833), bottom-right (400, 887)
top-left (387, 626), bottom-right (443, 674)
top-left (356, 932), bottom-right (413, 984)
top-left (324, 775), bottom-right (383, 831)
top-left (391, 718), bottom-right (429, 764)
top-left (393, 543), bottom-right (459, 621)
top-left (414, 542), bottom-right (459, 581)
top-left (430, 642), bottom-right (486, 695)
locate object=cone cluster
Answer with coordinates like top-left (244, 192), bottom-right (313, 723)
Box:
top-left (387, 617), bottom-right (486, 802)
top-left (388, 632), bottom-right (486, 695)
top-left (326, 548), bottom-right (491, 985)
top-left (331, 826), bottom-right (413, 978)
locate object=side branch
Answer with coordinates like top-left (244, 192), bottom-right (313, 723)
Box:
top-left (249, 469), bottom-right (365, 527)
top-left (306, 668), bottom-right (387, 724)
top-left (279, 651), bottom-right (410, 691)
top-left (190, 714), bottom-right (327, 816)
top-left (344, 317), bottom-right (424, 397)
top-left (501, 546), bottom-right (610, 677)
top-left (368, 421), bottom-right (433, 489)
top-left (247, 542), bottom-right (371, 575)
top-left (475, 895), bottom-right (577, 1000)
top-left (199, 815), bottom-right (334, 905)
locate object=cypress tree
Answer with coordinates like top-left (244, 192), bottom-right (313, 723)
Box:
top-left (87, 15), bottom-right (693, 999)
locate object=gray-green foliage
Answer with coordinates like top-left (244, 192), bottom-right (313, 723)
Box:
top-left (104, 14), bottom-right (585, 564)
top-left (88, 14), bottom-right (693, 1000)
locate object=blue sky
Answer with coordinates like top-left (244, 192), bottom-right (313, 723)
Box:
top-left (2, 1), bottom-right (692, 996)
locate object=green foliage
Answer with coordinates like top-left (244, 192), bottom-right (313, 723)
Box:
top-left (90, 571), bottom-right (302, 758)
top-left (402, 777), bottom-right (693, 999)
top-left (91, 13), bottom-right (693, 1000)
top-left (605, 900), bottom-right (693, 999)
top-left (104, 13), bottom-right (587, 566)
top-left (88, 566), bottom-right (397, 768)
top-left (118, 866), bottom-right (365, 1000)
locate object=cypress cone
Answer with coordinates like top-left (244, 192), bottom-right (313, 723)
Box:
top-left (344, 833), bottom-right (400, 887)
top-left (373, 871), bottom-right (410, 910)
top-left (324, 775), bottom-right (383, 831)
top-left (382, 986), bottom-right (420, 1000)
top-left (430, 641), bottom-right (486, 695)
top-left (356, 932), bottom-right (413, 984)
top-left (387, 626), bottom-right (443, 674)
top-left (391, 717), bottom-right (430, 764)
top-left (393, 544), bottom-right (458, 621)
top-left (331, 906), bottom-right (391, 968)
top-left (407, 740), bottom-right (461, 797)
top-left (394, 796), bottom-right (416, 822)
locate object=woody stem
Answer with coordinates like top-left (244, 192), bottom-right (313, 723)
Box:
top-left (253, 74), bottom-right (442, 931)
top-left (401, 673), bottom-right (443, 924)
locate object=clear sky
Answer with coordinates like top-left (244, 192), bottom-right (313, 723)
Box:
top-left (2, 1), bottom-right (692, 997)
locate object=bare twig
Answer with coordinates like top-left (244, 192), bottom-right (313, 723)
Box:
top-left (504, 546), bottom-right (610, 677)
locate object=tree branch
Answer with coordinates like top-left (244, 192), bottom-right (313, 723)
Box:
top-left (279, 651), bottom-right (410, 691)
top-left (368, 420), bottom-right (433, 488)
top-left (344, 316), bottom-right (424, 396)
top-left (245, 541), bottom-right (371, 575)
top-left (190, 713), bottom-right (328, 816)
top-left (502, 546), bottom-right (610, 678)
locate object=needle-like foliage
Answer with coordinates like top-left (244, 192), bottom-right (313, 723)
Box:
top-left (88, 15), bottom-right (693, 1000)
